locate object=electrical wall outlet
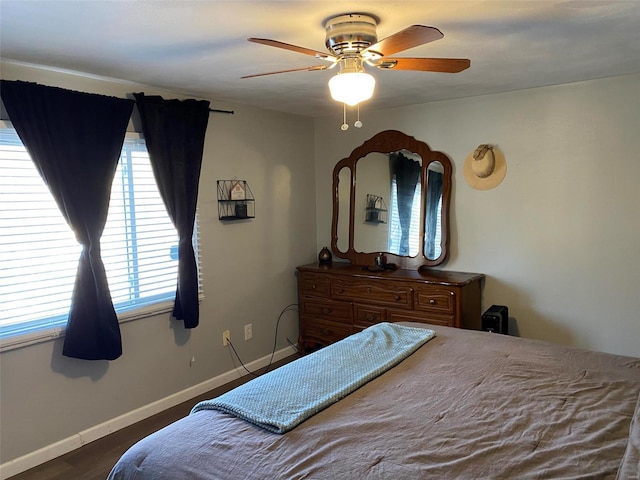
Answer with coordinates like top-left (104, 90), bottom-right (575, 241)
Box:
top-left (222, 330), bottom-right (230, 346)
top-left (244, 323), bottom-right (253, 341)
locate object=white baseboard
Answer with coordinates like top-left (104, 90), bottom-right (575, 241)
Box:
top-left (0, 346), bottom-right (297, 480)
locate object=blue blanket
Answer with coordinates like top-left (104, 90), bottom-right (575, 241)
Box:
top-left (191, 322), bottom-right (435, 433)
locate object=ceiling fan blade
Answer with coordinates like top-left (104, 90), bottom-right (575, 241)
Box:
top-left (241, 65), bottom-right (329, 79)
top-left (364, 25), bottom-right (444, 57)
top-left (375, 57), bottom-right (470, 73)
top-left (248, 38), bottom-right (336, 62)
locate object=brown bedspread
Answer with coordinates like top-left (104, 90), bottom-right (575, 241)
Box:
top-left (108, 324), bottom-right (640, 479)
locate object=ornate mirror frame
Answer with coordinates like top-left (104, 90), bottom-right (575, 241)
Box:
top-left (331, 130), bottom-right (452, 269)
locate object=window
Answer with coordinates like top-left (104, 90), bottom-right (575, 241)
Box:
top-left (0, 125), bottom-right (200, 347)
top-left (387, 179), bottom-right (422, 257)
top-left (387, 178), bottom-right (443, 260)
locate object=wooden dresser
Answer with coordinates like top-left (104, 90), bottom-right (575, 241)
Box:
top-left (297, 262), bottom-right (484, 353)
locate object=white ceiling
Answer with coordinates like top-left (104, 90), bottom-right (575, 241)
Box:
top-left (1, 1), bottom-right (640, 118)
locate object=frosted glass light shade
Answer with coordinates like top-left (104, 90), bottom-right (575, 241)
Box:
top-left (328, 72), bottom-right (375, 106)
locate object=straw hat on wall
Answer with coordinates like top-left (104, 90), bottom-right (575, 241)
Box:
top-left (463, 145), bottom-right (506, 190)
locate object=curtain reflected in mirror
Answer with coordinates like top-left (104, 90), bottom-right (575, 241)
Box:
top-left (388, 178), bottom-right (421, 257)
top-left (424, 163), bottom-right (444, 260)
top-left (388, 151), bottom-right (421, 256)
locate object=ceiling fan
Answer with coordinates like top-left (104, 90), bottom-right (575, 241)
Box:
top-left (242, 13), bottom-right (470, 128)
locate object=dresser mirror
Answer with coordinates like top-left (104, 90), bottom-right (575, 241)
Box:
top-left (331, 130), bottom-right (452, 269)
top-left (336, 167), bottom-right (351, 253)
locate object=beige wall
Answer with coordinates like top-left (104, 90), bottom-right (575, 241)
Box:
top-left (315, 73), bottom-right (640, 358)
top-left (0, 62), bottom-right (317, 465)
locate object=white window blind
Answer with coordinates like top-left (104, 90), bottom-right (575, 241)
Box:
top-left (0, 125), bottom-right (201, 345)
top-left (388, 180), bottom-right (442, 259)
top-left (387, 179), bottom-right (422, 257)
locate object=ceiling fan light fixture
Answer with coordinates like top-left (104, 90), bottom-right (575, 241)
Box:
top-left (244, 14), bottom-right (469, 130)
top-left (323, 13), bottom-right (379, 56)
top-left (328, 71), bottom-right (375, 106)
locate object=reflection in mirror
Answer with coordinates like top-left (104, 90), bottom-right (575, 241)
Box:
top-left (388, 150), bottom-right (422, 257)
top-left (354, 152), bottom-right (390, 254)
top-left (425, 162), bottom-right (444, 260)
top-left (331, 130), bottom-right (452, 269)
top-left (336, 167), bottom-right (351, 253)
top-left (353, 150), bottom-right (422, 257)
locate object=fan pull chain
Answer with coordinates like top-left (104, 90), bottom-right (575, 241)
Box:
top-left (340, 104), bottom-right (365, 131)
top-left (341, 103), bottom-right (349, 130)
top-left (355, 104), bottom-right (363, 128)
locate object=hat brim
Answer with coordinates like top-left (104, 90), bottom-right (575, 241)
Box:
top-left (463, 148), bottom-right (507, 190)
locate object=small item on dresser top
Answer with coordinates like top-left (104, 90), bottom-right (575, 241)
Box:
top-left (364, 263), bottom-right (397, 272)
top-left (318, 246), bottom-right (332, 264)
top-left (363, 265), bottom-right (385, 272)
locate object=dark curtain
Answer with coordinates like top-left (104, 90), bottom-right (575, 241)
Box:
top-left (425, 170), bottom-right (443, 259)
top-left (133, 93), bottom-right (210, 329)
top-left (0, 80), bottom-right (134, 360)
top-left (389, 152), bottom-right (421, 256)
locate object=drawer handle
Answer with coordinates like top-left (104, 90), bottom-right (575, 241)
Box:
top-left (322, 328), bottom-right (333, 336)
top-left (367, 314), bottom-right (377, 321)
top-left (429, 299), bottom-right (436, 305)
top-left (322, 308), bottom-right (333, 314)
top-left (337, 288), bottom-right (344, 294)
top-left (311, 284), bottom-right (317, 290)
top-left (395, 295), bottom-right (401, 301)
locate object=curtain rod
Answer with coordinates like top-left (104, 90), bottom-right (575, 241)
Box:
top-left (209, 108), bottom-right (234, 115)
top-left (131, 97), bottom-right (233, 115)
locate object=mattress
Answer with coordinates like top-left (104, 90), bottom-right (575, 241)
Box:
top-left (108, 323), bottom-right (640, 479)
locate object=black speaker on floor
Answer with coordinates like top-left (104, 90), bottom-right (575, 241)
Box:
top-left (482, 305), bottom-right (509, 334)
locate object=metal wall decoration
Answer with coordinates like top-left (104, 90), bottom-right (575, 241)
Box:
top-left (217, 180), bottom-right (255, 220)
top-left (365, 194), bottom-right (387, 224)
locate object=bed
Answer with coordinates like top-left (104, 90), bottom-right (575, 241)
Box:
top-left (108, 323), bottom-right (640, 479)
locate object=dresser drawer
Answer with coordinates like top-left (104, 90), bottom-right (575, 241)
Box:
top-left (302, 299), bottom-right (352, 324)
top-left (415, 287), bottom-right (456, 315)
top-left (387, 309), bottom-right (453, 327)
top-left (299, 272), bottom-right (331, 299)
top-left (332, 278), bottom-right (413, 308)
top-left (354, 304), bottom-right (385, 328)
top-left (300, 317), bottom-right (352, 346)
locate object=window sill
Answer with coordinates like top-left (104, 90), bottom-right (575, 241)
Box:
top-left (0, 295), bottom-right (204, 354)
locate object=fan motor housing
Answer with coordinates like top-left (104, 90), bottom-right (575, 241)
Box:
top-left (324, 13), bottom-right (378, 55)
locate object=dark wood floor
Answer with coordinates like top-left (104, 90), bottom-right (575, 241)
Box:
top-left (9, 354), bottom-right (299, 480)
